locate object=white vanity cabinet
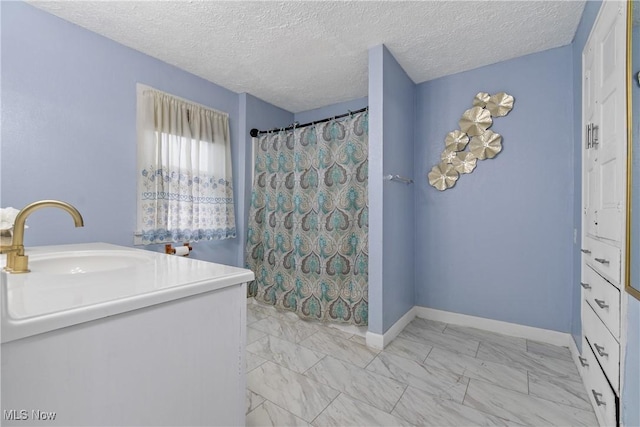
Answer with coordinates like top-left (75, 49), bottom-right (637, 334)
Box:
top-left (579, 2), bottom-right (627, 426)
top-left (1, 243), bottom-right (254, 427)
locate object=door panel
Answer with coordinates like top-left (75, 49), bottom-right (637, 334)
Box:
top-left (586, 2), bottom-right (625, 245)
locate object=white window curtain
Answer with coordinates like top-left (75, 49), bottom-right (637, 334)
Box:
top-left (136, 84), bottom-right (236, 244)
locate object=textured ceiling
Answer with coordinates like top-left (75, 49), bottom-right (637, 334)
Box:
top-left (29, 1), bottom-right (586, 113)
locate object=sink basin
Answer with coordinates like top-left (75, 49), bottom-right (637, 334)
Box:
top-left (1, 242), bottom-right (255, 344)
top-left (29, 250), bottom-right (154, 275)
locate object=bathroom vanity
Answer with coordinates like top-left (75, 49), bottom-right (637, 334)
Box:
top-left (1, 243), bottom-right (254, 426)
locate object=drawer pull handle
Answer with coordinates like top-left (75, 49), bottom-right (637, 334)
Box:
top-left (578, 356), bottom-right (589, 367)
top-left (581, 249), bottom-right (592, 254)
top-left (594, 258), bottom-right (610, 265)
top-left (594, 343), bottom-right (608, 357)
top-left (580, 282), bottom-right (591, 289)
top-left (591, 390), bottom-right (606, 406)
top-left (594, 299), bottom-right (609, 309)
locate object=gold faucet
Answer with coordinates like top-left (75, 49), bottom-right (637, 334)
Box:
top-left (1, 200), bottom-right (84, 273)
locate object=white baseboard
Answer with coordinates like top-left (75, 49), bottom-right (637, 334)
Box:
top-left (365, 331), bottom-right (384, 349)
top-left (414, 306), bottom-right (573, 347)
top-left (365, 306), bottom-right (574, 350)
top-left (366, 307), bottom-right (416, 350)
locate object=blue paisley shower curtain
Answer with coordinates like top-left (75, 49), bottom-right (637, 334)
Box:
top-left (245, 111), bottom-right (369, 326)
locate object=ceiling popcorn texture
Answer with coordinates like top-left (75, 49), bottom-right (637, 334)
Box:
top-left (28, 1), bottom-right (586, 113)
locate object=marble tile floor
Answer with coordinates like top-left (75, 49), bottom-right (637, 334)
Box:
top-left (245, 301), bottom-right (597, 427)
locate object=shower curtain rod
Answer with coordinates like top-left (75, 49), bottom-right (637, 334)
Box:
top-left (249, 106), bottom-right (368, 137)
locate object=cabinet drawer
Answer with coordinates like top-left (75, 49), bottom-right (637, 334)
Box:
top-left (582, 237), bottom-right (621, 285)
top-left (582, 265), bottom-right (621, 338)
top-left (583, 303), bottom-right (620, 392)
top-left (580, 335), bottom-right (617, 427)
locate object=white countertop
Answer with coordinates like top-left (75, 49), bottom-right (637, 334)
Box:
top-left (1, 243), bottom-right (254, 343)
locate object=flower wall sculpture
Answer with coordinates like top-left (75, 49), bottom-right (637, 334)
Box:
top-left (428, 163), bottom-right (459, 191)
top-left (428, 92), bottom-right (515, 191)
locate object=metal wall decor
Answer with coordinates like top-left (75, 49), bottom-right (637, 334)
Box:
top-left (469, 130), bottom-right (502, 159)
top-left (428, 91), bottom-right (515, 191)
top-left (452, 152), bottom-right (477, 174)
top-left (428, 163), bottom-right (459, 191)
top-left (445, 130), bottom-right (470, 151)
top-left (459, 106), bottom-right (492, 136)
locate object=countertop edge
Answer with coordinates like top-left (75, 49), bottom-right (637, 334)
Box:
top-left (1, 243), bottom-right (255, 344)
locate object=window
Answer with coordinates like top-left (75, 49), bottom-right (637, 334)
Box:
top-left (136, 84), bottom-right (236, 244)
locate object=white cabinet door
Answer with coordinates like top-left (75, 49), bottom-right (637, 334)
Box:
top-left (583, 39), bottom-right (599, 239)
top-left (587, 2), bottom-right (627, 245)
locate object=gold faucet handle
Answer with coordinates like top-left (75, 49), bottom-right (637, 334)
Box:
top-left (0, 245), bottom-right (17, 255)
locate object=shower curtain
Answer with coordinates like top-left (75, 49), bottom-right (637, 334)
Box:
top-left (245, 111), bottom-right (369, 326)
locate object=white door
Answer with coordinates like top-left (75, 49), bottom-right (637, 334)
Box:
top-left (583, 38), bottom-right (598, 239)
top-left (584, 1), bottom-right (627, 245)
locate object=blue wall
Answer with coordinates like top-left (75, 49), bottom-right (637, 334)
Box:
top-left (368, 46), bottom-right (385, 334)
top-left (368, 45), bottom-right (416, 334)
top-left (571, 0), bottom-right (602, 350)
top-left (414, 46), bottom-right (574, 332)
top-left (380, 48), bottom-right (416, 332)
